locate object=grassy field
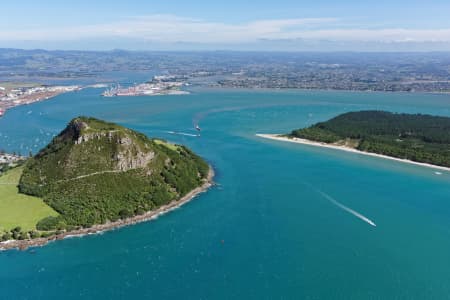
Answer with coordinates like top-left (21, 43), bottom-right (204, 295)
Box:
top-left (0, 166), bottom-right (58, 232)
top-left (154, 139), bottom-right (180, 151)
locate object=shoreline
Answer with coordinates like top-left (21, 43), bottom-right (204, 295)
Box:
top-left (194, 86), bottom-right (450, 96)
top-left (0, 85), bottom-right (81, 117)
top-left (256, 134), bottom-right (450, 172)
top-left (0, 167), bottom-right (214, 251)
top-left (103, 90), bottom-right (190, 97)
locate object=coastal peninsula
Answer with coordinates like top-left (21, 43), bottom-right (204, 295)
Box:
top-left (102, 75), bottom-right (189, 97)
top-left (258, 111), bottom-right (450, 171)
top-left (0, 117), bottom-right (213, 250)
top-left (0, 83), bottom-right (81, 117)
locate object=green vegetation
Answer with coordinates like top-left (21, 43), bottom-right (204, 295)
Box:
top-left (0, 157), bottom-right (26, 176)
top-left (18, 117), bottom-right (209, 231)
top-left (154, 139), bottom-right (180, 151)
top-left (0, 165), bottom-right (23, 183)
top-left (290, 111), bottom-right (450, 167)
top-left (0, 166), bottom-right (58, 237)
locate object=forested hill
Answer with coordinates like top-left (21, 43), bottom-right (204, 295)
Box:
top-left (18, 117), bottom-right (210, 230)
top-left (290, 111), bottom-right (450, 167)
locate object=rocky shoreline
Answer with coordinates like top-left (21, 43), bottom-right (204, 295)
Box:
top-left (0, 167), bottom-right (214, 251)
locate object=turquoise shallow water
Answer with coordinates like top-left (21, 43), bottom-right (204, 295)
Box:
top-left (1, 88), bottom-right (450, 299)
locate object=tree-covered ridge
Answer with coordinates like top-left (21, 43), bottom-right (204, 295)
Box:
top-left (290, 111), bottom-right (450, 167)
top-left (19, 117), bottom-right (209, 229)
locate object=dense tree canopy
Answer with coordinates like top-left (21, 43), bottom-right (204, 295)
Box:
top-left (19, 117), bottom-right (209, 230)
top-left (291, 111), bottom-right (450, 167)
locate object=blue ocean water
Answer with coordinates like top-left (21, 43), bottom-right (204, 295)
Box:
top-left (1, 88), bottom-right (450, 299)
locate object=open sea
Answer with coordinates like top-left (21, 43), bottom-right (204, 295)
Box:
top-left (1, 86), bottom-right (450, 299)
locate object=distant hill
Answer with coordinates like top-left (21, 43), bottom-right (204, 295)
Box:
top-left (19, 117), bottom-right (210, 230)
top-left (290, 111), bottom-right (450, 168)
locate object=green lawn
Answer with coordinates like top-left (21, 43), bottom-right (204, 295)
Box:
top-left (0, 166), bottom-right (58, 232)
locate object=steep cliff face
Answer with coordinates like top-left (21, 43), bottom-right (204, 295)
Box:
top-left (70, 120), bottom-right (156, 172)
top-left (18, 117), bottom-right (210, 227)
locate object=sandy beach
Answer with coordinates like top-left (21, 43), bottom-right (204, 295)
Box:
top-left (0, 167), bottom-right (214, 251)
top-left (257, 134), bottom-right (450, 173)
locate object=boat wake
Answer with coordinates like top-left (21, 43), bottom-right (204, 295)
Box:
top-left (317, 190), bottom-right (377, 227)
top-left (166, 131), bottom-right (199, 137)
top-left (303, 183), bottom-right (376, 227)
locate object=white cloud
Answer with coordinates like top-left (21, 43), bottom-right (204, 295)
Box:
top-left (1, 14), bottom-right (450, 44)
top-left (288, 28), bottom-right (450, 43)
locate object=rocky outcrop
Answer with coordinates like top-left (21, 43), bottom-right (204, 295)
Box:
top-left (115, 150), bottom-right (155, 171)
top-left (57, 119), bottom-right (89, 144)
top-left (74, 129), bottom-right (156, 171)
top-left (75, 130), bottom-right (119, 145)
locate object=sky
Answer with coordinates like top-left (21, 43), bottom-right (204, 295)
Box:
top-left (2, 0), bottom-right (450, 51)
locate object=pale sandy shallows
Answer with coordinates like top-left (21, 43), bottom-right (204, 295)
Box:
top-left (256, 134), bottom-right (450, 173)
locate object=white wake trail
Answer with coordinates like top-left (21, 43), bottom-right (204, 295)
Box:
top-left (166, 131), bottom-right (199, 137)
top-left (317, 190), bottom-right (377, 227)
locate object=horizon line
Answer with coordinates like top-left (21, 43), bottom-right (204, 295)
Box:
top-left (2, 47), bottom-right (450, 54)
